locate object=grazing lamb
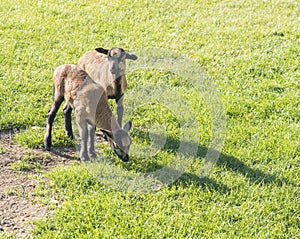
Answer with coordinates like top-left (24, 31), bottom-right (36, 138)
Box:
top-left (78, 47), bottom-right (138, 127)
top-left (44, 64), bottom-right (132, 162)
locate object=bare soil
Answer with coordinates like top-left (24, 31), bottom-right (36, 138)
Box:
top-left (0, 130), bottom-right (78, 238)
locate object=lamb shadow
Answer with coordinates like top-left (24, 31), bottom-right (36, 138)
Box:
top-left (143, 164), bottom-right (230, 193)
top-left (194, 144), bottom-right (287, 186)
top-left (177, 173), bottom-right (230, 193)
top-left (170, 172), bottom-right (230, 193)
top-left (216, 153), bottom-right (286, 186)
top-left (133, 129), bottom-right (291, 187)
top-left (45, 147), bottom-right (78, 161)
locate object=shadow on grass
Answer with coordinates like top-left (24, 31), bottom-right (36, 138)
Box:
top-left (216, 153), bottom-right (286, 186)
top-left (196, 144), bottom-right (288, 186)
top-left (174, 173), bottom-right (231, 193)
top-left (46, 129), bottom-right (293, 192)
top-left (134, 129), bottom-right (291, 189)
top-left (45, 147), bottom-right (78, 161)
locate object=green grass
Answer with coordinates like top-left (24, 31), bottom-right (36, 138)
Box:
top-left (0, 0), bottom-right (299, 238)
top-left (10, 152), bottom-right (52, 172)
top-left (0, 232), bottom-right (14, 239)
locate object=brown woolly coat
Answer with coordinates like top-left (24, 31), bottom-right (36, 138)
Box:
top-left (78, 50), bottom-right (127, 99)
top-left (53, 64), bottom-right (119, 131)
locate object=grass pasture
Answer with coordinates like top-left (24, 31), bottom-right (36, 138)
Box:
top-left (0, 0), bottom-right (299, 238)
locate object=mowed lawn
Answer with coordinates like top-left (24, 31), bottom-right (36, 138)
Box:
top-left (0, 0), bottom-right (299, 238)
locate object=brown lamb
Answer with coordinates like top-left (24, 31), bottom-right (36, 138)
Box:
top-left (78, 47), bottom-right (138, 127)
top-left (44, 64), bottom-right (132, 161)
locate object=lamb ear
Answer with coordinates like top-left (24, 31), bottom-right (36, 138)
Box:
top-left (126, 53), bottom-right (138, 60)
top-left (95, 48), bottom-right (109, 55)
top-left (100, 128), bottom-right (113, 139)
top-left (123, 120), bottom-right (132, 132)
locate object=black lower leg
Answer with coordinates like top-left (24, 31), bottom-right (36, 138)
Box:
top-left (44, 123), bottom-right (53, 150)
top-left (44, 98), bottom-right (64, 149)
top-left (116, 96), bottom-right (124, 127)
top-left (63, 104), bottom-right (73, 139)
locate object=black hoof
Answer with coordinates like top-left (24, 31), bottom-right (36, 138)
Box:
top-left (122, 155), bottom-right (130, 162)
top-left (44, 141), bottom-right (52, 151)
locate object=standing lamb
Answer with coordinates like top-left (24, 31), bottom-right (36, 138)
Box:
top-left (78, 47), bottom-right (138, 127)
top-left (44, 64), bottom-right (132, 162)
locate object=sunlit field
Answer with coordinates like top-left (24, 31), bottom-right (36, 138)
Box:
top-left (0, 0), bottom-right (299, 238)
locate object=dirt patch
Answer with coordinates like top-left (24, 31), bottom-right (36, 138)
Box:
top-left (0, 130), bottom-right (78, 238)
